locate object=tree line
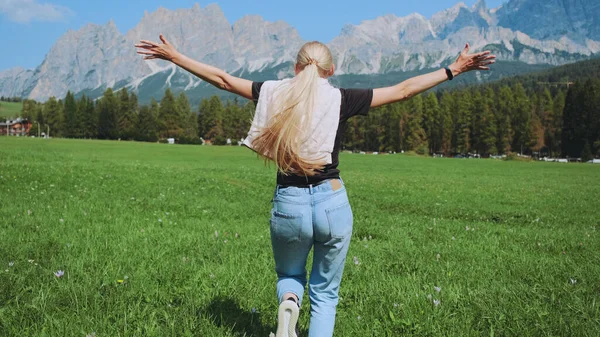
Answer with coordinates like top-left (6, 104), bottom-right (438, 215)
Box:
top-left (0, 96), bottom-right (23, 103)
top-left (19, 88), bottom-right (254, 145)
top-left (14, 77), bottom-right (600, 160)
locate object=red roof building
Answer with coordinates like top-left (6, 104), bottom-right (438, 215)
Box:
top-left (0, 118), bottom-right (32, 136)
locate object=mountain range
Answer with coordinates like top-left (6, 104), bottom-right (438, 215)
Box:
top-left (0, 0), bottom-right (599, 104)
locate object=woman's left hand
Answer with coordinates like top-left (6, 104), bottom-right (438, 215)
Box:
top-left (135, 34), bottom-right (180, 62)
top-left (449, 43), bottom-right (496, 76)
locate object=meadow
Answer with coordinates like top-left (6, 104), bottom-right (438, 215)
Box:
top-left (0, 137), bottom-right (598, 337)
top-left (0, 101), bottom-right (23, 119)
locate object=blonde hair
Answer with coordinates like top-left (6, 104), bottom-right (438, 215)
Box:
top-left (252, 41), bottom-right (334, 176)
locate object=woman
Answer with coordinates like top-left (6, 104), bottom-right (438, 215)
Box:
top-left (136, 35), bottom-right (495, 337)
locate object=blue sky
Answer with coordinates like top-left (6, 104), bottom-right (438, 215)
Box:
top-left (0, 0), bottom-right (505, 71)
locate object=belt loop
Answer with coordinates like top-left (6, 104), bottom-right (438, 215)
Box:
top-left (276, 185), bottom-right (280, 194)
top-left (309, 184), bottom-right (314, 195)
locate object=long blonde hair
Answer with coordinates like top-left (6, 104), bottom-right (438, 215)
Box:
top-left (252, 41), bottom-right (334, 176)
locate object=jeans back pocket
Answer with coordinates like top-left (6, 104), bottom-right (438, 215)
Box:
top-left (270, 210), bottom-right (303, 243)
top-left (326, 202), bottom-right (353, 239)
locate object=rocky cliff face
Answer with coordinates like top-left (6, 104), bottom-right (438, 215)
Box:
top-left (0, 0), bottom-right (598, 102)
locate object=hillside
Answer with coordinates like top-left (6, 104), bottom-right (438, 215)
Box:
top-left (0, 101), bottom-right (23, 119)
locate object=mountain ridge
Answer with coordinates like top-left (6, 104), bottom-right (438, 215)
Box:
top-left (1, 0), bottom-right (599, 102)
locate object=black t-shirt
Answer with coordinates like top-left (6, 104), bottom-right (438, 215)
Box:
top-left (251, 81), bottom-right (373, 186)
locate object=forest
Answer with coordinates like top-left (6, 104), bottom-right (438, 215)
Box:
top-left (5, 58), bottom-right (600, 160)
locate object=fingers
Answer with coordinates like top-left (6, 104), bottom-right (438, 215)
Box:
top-left (139, 39), bottom-right (159, 47)
top-left (134, 43), bottom-right (155, 50)
top-left (479, 55), bottom-right (496, 61)
top-left (463, 43), bottom-right (470, 54)
top-left (144, 55), bottom-right (159, 60)
top-left (159, 34), bottom-right (169, 45)
top-left (136, 50), bottom-right (156, 56)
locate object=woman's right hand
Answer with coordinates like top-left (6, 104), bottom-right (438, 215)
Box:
top-left (135, 34), bottom-right (180, 62)
top-left (448, 43), bottom-right (496, 77)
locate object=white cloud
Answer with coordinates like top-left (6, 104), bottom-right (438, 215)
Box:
top-left (0, 0), bottom-right (74, 23)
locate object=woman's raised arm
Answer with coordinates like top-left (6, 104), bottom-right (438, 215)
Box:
top-left (135, 34), bottom-right (253, 100)
top-left (371, 43), bottom-right (496, 108)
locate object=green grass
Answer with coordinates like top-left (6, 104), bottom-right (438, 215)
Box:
top-left (1, 137), bottom-right (599, 337)
top-left (0, 101), bottom-right (23, 118)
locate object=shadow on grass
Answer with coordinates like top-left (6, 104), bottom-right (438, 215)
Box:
top-left (200, 296), bottom-right (274, 337)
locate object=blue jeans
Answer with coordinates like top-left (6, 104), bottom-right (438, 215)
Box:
top-left (270, 178), bottom-right (353, 337)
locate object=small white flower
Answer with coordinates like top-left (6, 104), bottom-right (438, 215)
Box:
top-left (9, 261), bottom-right (14, 267)
top-left (393, 303), bottom-right (398, 308)
top-left (214, 231), bottom-right (219, 238)
top-left (434, 286), bottom-right (441, 293)
top-left (27, 210), bottom-right (32, 215)
top-left (28, 259), bottom-right (34, 263)
top-left (452, 236), bottom-right (456, 240)
top-left (426, 294), bottom-right (432, 300)
top-left (60, 218), bottom-right (64, 223)
top-left (353, 256), bottom-right (360, 265)
top-left (158, 218), bottom-right (162, 223)
top-left (436, 253), bottom-right (441, 261)
top-left (570, 278), bottom-right (577, 285)
top-left (465, 226), bottom-right (470, 231)
top-left (251, 307), bottom-right (258, 313)
top-left (433, 299), bottom-right (440, 306)
top-left (357, 315), bottom-right (362, 320)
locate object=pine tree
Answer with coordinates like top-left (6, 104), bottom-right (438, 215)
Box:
top-left (44, 97), bottom-right (63, 138)
top-left (98, 88), bottom-right (119, 139)
top-left (438, 92), bottom-right (454, 154)
top-left (403, 94), bottom-right (427, 152)
top-left (561, 83), bottom-right (581, 157)
top-left (549, 90), bottom-right (565, 157)
top-left (63, 91), bottom-right (77, 138)
top-left (198, 96), bottom-right (225, 143)
top-left (158, 88), bottom-right (182, 139)
top-left (510, 83), bottom-right (531, 154)
top-left (176, 92), bottom-right (196, 140)
top-left (136, 104), bottom-right (158, 142)
top-left (454, 91), bottom-right (472, 154)
top-left (423, 92), bottom-right (440, 153)
top-left (117, 88), bottom-right (135, 140)
top-left (480, 88), bottom-right (497, 155)
top-left (74, 95), bottom-right (88, 138)
top-left (83, 97), bottom-right (98, 139)
top-left (495, 86), bottom-right (513, 154)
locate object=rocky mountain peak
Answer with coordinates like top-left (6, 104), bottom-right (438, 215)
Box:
top-left (1, 0), bottom-right (599, 102)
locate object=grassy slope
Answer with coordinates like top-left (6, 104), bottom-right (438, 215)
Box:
top-left (0, 138), bottom-right (598, 336)
top-left (0, 101), bottom-right (23, 118)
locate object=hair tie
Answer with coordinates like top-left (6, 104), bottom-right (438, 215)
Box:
top-left (307, 58), bottom-right (318, 66)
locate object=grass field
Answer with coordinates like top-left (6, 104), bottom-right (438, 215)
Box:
top-left (1, 137), bottom-right (599, 337)
top-left (0, 101), bottom-right (23, 118)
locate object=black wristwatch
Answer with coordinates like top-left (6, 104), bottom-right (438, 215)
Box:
top-left (444, 66), bottom-right (454, 81)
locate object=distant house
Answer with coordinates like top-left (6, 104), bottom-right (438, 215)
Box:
top-left (0, 118), bottom-right (32, 136)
